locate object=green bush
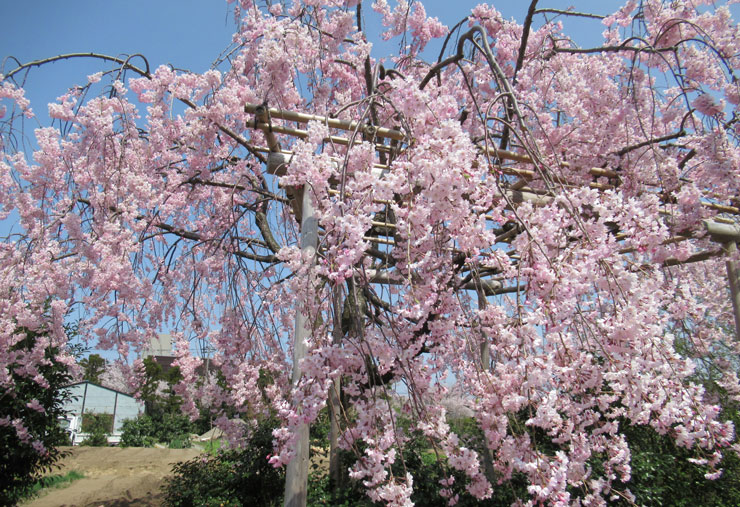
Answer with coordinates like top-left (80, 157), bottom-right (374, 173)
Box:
top-left (0, 327), bottom-right (75, 505)
top-left (162, 418), bottom-right (284, 506)
top-left (81, 412), bottom-right (113, 433)
top-left (168, 434), bottom-right (192, 449)
top-left (120, 416), bottom-right (157, 447)
top-left (80, 413), bottom-right (111, 447)
top-left (307, 470), bottom-right (374, 507)
top-left (80, 412), bottom-right (112, 447)
top-left (157, 412), bottom-right (196, 444)
top-left (160, 410), bottom-right (740, 506)
top-left (120, 412), bottom-right (197, 448)
top-left (616, 420), bottom-right (740, 506)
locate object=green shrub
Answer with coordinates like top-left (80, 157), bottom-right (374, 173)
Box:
top-left (119, 412), bottom-right (198, 447)
top-left (162, 418), bottom-right (283, 506)
top-left (156, 412), bottom-right (196, 444)
top-left (616, 420), bottom-right (740, 506)
top-left (81, 412), bottom-right (113, 433)
top-left (120, 416), bottom-right (156, 447)
top-left (80, 413), bottom-right (111, 446)
top-left (307, 470), bottom-right (374, 507)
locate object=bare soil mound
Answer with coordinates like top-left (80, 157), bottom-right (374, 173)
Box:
top-left (21, 446), bottom-right (202, 507)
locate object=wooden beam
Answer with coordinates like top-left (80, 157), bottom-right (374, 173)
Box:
top-left (704, 219), bottom-right (740, 242)
top-left (245, 103), bottom-right (406, 141)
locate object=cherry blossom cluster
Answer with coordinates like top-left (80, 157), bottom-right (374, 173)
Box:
top-left (2, 0), bottom-right (740, 504)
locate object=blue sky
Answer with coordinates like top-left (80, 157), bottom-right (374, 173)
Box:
top-left (1, 1), bottom-right (628, 123)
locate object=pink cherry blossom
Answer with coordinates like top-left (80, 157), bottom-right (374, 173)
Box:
top-left (2, 1), bottom-right (740, 505)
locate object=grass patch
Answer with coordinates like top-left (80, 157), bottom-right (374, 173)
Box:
top-left (24, 470), bottom-right (84, 499)
top-left (202, 438), bottom-right (223, 455)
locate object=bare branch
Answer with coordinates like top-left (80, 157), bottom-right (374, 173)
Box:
top-left (535, 8), bottom-right (606, 20)
top-left (2, 52), bottom-right (151, 81)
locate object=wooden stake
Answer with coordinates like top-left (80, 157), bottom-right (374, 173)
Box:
top-left (283, 186), bottom-right (317, 507)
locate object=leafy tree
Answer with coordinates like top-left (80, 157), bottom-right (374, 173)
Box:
top-left (0, 327), bottom-right (74, 505)
top-left (3, 1), bottom-right (740, 504)
top-left (78, 353), bottom-right (106, 384)
top-left (139, 356), bottom-right (185, 418)
top-left (120, 358), bottom-right (208, 447)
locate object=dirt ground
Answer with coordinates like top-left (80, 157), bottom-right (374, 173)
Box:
top-left (21, 446), bottom-right (202, 507)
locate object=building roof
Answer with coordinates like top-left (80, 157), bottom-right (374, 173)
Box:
top-left (64, 380), bottom-right (137, 399)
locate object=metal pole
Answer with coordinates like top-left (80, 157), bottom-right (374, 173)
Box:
top-left (284, 185), bottom-right (318, 507)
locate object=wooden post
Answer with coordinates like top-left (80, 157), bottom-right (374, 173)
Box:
top-left (725, 241), bottom-right (740, 340)
top-left (284, 185), bottom-right (318, 507)
top-left (252, 104), bottom-right (316, 507)
top-left (327, 377), bottom-right (342, 490)
top-left (703, 220), bottom-right (740, 340)
top-left (474, 280), bottom-right (496, 484)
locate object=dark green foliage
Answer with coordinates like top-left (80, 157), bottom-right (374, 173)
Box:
top-left (162, 418), bottom-right (284, 506)
top-left (616, 419), bottom-right (740, 506)
top-left (0, 328), bottom-right (74, 506)
top-left (119, 412), bottom-right (196, 448)
top-left (119, 415), bottom-right (157, 447)
top-left (81, 412), bottom-right (113, 433)
top-left (161, 400), bottom-right (740, 506)
top-left (79, 353), bottom-right (106, 384)
top-left (307, 414), bottom-right (525, 507)
top-left (119, 355), bottom-right (210, 449)
top-left (307, 471), bottom-right (375, 507)
top-left (140, 356), bottom-right (185, 418)
top-left (391, 427), bottom-right (525, 507)
top-left (80, 413), bottom-right (111, 446)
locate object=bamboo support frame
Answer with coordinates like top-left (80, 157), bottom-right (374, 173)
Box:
top-left (250, 106), bottom-right (740, 303)
top-left (247, 103), bottom-right (739, 215)
top-left (248, 96), bottom-right (740, 507)
top-left (246, 103), bottom-right (406, 141)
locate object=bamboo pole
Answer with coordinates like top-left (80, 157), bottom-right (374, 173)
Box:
top-left (246, 102), bottom-right (740, 216)
top-left (245, 103), bottom-right (406, 141)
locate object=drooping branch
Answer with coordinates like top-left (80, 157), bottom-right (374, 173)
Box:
top-left (615, 129), bottom-right (687, 157)
top-left (2, 52), bottom-right (151, 81)
top-left (3, 53), bottom-right (268, 165)
top-left (534, 8), bottom-right (606, 20)
top-left (551, 44), bottom-right (676, 55)
top-left (155, 223), bottom-right (278, 264)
